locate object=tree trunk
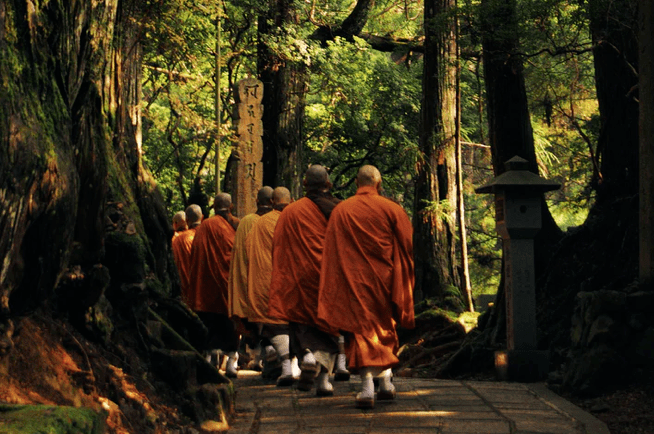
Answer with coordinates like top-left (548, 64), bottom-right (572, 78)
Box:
top-left (0, 0), bottom-right (175, 344)
top-left (640, 0), bottom-right (654, 287)
top-left (258, 0), bottom-right (307, 198)
top-left (478, 0), bottom-right (562, 336)
top-left (413, 0), bottom-right (460, 302)
top-left (588, 0), bottom-right (639, 205)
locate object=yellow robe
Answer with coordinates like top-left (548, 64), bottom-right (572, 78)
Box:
top-left (228, 213), bottom-right (260, 320)
top-left (246, 210), bottom-right (286, 325)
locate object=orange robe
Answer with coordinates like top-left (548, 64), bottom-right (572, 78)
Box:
top-left (172, 228), bottom-right (196, 306)
top-left (246, 210), bottom-right (286, 325)
top-left (228, 213), bottom-right (260, 319)
top-left (317, 185), bottom-right (415, 369)
top-left (268, 198), bottom-right (333, 331)
top-left (188, 216), bottom-right (235, 314)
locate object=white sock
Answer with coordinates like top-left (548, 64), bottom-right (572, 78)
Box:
top-left (270, 335), bottom-right (290, 359)
top-left (281, 358), bottom-right (293, 377)
top-left (379, 368), bottom-right (394, 392)
top-left (336, 353), bottom-right (348, 372)
top-left (302, 351), bottom-right (317, 366)
top-left (291, 357), bottom-right (301, 377)
top-left (317, 372), bottom-right (333, 391)
top-left (226, 351), bottom-right (238, 372)
top-left (359, 368), bottom-right (375, 399)
top-left (264, 345), bottom-right (277, 361)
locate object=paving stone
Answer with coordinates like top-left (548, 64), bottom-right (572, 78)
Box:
top-left (226, 371), bottom-right (607, 434)
top-left (441, 419), bottom-right (511, 433)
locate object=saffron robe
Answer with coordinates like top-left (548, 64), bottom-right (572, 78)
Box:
top-left (268, 197), bottom-right (334, 330)
top-left (246, 210), bottom-right (286, 325)
top-left (227, 213), bottom-right (260, 319)
top-left (188, 215), bottom-right (235, 314)
top-left (172, 227), bottom-right (196, 306)
top-left (317, 185), bottom-right (415, 369)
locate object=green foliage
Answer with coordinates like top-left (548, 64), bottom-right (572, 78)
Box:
top-left (303, 36), bottom-right (421, 204)
top-left (138, 0), bottom-right (601, 301)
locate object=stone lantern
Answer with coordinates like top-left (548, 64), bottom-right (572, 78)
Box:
top-left (475, 156), bottom-right (560, 381)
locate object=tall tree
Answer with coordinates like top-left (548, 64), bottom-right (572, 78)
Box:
top-left (640, 0), bottom-right (654, 287)
top-left (478, 0), bottom-right (563, 341)
top-left (0, 0), bottom-right (173, 352)
top-left (414, 0), bottom-right (461, 301)
top-left (588, 0), bottom-right (639, 205)
top-left (258, 0), bottom-right (308, 196)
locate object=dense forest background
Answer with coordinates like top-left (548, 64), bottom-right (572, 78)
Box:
top-left (1, 0), bottom-right (653, 432)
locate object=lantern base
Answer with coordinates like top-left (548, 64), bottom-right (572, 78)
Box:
top-left (495, 349), bottom-right (549, 382)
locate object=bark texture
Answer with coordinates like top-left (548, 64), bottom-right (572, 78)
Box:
top-left (413, 0), bottom-right (461, 302)
top-left (0, 0), bottom-right (174, 351)
top-left (258, 0), bottom-right (307, 197)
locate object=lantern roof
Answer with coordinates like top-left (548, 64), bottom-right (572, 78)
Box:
top-left (475, 156), bottom-right (561, 194)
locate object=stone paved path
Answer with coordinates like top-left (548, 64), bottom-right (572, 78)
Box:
top-left (226, 371), bottom-right (609, 434)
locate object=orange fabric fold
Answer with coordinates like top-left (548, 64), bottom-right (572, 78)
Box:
top-left (268, 198), bottom-right (334, 332)
top-left (172, 228), bottom-right (196, 306)
top-left (246, 210), bottom-right (286, 325)
top-left (188, 216), bottom-right (235, 314)
top-left (317, 185), bottom-right (415, 369)
top-left (227, 213), bottom-right (260, 320)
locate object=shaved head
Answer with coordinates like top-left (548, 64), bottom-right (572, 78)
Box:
top-left (172, 211), bottom-right (186, 225)
top-left (356, 165), bottom-right (382, 188)
top-left (213, 192), bottom-right (232, 211)
top-left (272, 187), bottom-right (292, 206)
top-left (185, 204), bottom-right (203, 226)
top-left (303, 165), bottom-right (332, 191)
top-left (172, 211), bottom-right (187, 231)
top-left (257, 186), bottom-right (274, 206)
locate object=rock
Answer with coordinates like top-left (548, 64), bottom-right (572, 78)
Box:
top-left (0, 404), bottom-right (106, 434)
top-left (628, 313), bottom-right (649, 331)
top-left (587, 314), bottom-right (615, 346)
top-left (590, 401), bottom-right (611, 413)
top-left (627, 291), bottom-right (654, 313)
top-left (628, 327), bottom-right (654, 367)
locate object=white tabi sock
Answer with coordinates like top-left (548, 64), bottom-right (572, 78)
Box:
top-left (359, 368), bottom-right (375, 399)
top-left (291, 357), bottom-right (301, 377)
top-left (264, 345), bottom-right (277, 362)
top-left (379, 368), bottom-right (394, 393)
top-left (336, 353), bottom-right (348, 372)
top-left (317, 372), bottom-right (333, 392)
top-left (280, 357), bottom-right (293, 378)
top-left (226, 351), bottom-right (239, 374)
top-left (302, 350), bottom-right (317, 367)
top-left (269, 334), bottom-right (290, 359)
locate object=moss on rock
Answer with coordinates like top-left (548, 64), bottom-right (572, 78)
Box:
top-left (0, 404), bottom-right (106, 434)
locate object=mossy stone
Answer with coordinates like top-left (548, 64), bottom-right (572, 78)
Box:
top-left (0, 404), bottom-right (106, 434)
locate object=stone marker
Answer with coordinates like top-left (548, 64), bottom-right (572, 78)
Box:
top-left (232, 77), bottom-right (264, 217)
top-left (475, 156), bottom-right (560, 381)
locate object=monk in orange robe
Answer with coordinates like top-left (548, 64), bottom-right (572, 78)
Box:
top-left (189, 193), bottom-right (239, 377)
top-left (317, 165), bottom-right (415, 409)
top-left (172, 205), bottom-right (202, 306)
top-left (214, 192), bottom-right (240, 231)
top-left (246, 187), bottom-right (295, 386)
top-left (268, 165), bottom-right (343, 395)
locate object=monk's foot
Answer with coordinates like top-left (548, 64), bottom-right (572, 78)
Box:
top-left (355, 392), bottom-right (374, 409)
top-left (276, 375), bottom-right (295, 387)
top-left (377, 383), bottom-right (396, 400)
top-left (316, 373), bottom-right (334, 396)
top-left (377, 369), bottom-right (395, 400)
top-left (334, 353), bottom-right (350, 381)
top-left (265, 345), bottom-right (278, 363)
top-left (297, 369), bottom-right (316, 391)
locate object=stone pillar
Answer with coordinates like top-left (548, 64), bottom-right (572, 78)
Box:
top-left (232, 78), bottom-right (264, 217)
